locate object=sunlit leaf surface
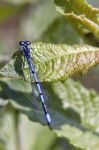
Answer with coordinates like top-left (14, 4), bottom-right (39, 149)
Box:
top-left (54, 0), bottom-right (99, 45)
top-left (0, 43), bottom-right (99, 82)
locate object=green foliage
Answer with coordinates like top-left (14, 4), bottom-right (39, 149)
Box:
top-left (0, 0), bottom-right (99, 150)
top-left (0, 43), bottom-right (99, 82)
top-left (55, 0), bottom-right (99, 45)
top-left (0, 78), bottom-right (99, 150)
top-left (41, 17), bottom-right (82, 44)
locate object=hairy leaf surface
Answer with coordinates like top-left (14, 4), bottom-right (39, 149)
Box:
top-left (0, 43), bottom-right (99, 82)
top-left (54, 0), bottom-right (99, 42)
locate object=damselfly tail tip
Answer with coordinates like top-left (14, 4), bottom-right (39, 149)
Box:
top-left (46, 113), bottom-right (52, 129)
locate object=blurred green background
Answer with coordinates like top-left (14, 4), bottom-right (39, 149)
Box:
top-left (0, 0), bottom-right (99, 150)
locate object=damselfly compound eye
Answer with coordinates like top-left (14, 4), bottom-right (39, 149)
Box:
top-left (26, 41), bottom-right (31, 45)
top-left (19, 41), bottom-right (25, 46)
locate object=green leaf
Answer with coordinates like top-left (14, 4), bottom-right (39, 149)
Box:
top-left (1, 78), bottom-right (99, 149)
top-left (0, 109), bottom-right (74, 150)
top-left (0, 43), bottom-right (99, 82)
top-left (0, 107), bottom-right (19, 150)
top-left (54, 0), bottom-right (99, 42)
top-left (41, 17), bottom-right (83, 44)
top-left (0, 78), bottom-right (75, 150)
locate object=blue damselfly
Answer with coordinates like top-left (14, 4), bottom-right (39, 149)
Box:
top-left (19, 41), bottom-right (52, 128)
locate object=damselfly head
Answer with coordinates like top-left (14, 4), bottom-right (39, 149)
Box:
top-left (19, 41), bottom-right (31, 46)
